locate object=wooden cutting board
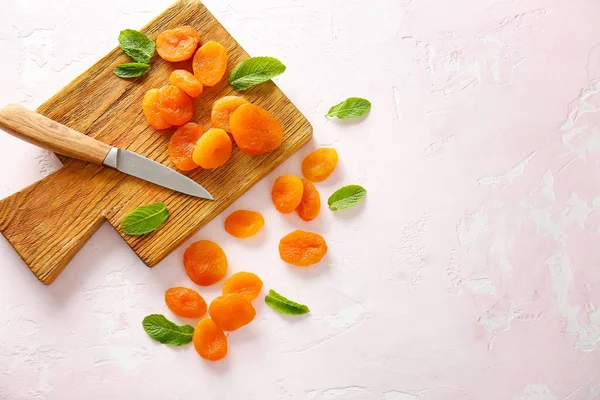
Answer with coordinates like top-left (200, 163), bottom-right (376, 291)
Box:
top-left (0, 0), bottom-right (312, 285)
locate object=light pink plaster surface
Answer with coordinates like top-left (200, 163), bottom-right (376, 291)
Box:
top-left (0, 0), bottom-right (599, 399)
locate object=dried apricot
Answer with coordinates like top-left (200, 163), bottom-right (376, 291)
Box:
top-left (142, 88), bottom-right (172, 130)
top-left (192, 41), bottom-right (228, 86)
top-left (208, 294), bottom-right (256, 331)
top-left (193, 318), bottom-right (227, 361)
top-left (302, 148), bottom-right (339, 182)
top-left (222, 272), bottom-right (263, 301)
top-left (184, 240), bottom-right (228, 286)
top-left (230, 103), bottom-right (283, 156)
top-left (156, 26), bottom-right (201, 62)
top-left (169, 69), bottom-right (203, 98)
top-left (296, 179), bottom-right (321, 221)
top-left (211, 96), bottom-right (249, 133)
top-left (279, 230), bottom-right (328, 266)
top-left (192, 128), bottom-right (232, 169)
top-left (168, 123), bottom-right (204, 171)
top-left (156, 85), bottom-right (195, 126)
top-left (272, 175), bottom-right (303, 214)
top-left (164, 286), bottom-right (207, 318)
top-left (224, 210), bottom-right (265, 238)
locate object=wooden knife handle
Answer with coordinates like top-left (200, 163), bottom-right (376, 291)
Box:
top-left (0, 104), bottom-right (111, 165)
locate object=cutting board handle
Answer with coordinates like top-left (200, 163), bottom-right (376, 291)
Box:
top-left (0, 104), bottom-right (112, 165)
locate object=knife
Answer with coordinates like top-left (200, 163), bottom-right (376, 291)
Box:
top-left (0, 104), bottom-right (213, 200)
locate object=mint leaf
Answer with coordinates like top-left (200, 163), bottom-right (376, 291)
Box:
top-left (120, 202), bottom-right (169, 235)
top-left (265, 289), bottom-right (310, 315)
top-left (114, 62), bottom-right (150, 78)
top-left (142, 314), bottom-right (194, 346)
top-left (118, 29), bottom-right (155, 64)
top-left (229, 56), bottom-right (286, 91)
top-left (326, 97), bottom-right (371, 119)
top-left (327, 185), bottom-right (366, 211)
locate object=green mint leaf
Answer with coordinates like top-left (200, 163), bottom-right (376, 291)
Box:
top-left (327, 185), bottom-right (367, 211)
top-left (118, 29), bottom-right (156, 64)
top-left (114, 62), bottom-right (150, 79)
top-left (142, 314), bottom-right (194, 346)
top-left (265, 289), bottom-right (310, 315)
top-left (326, 97), bottom-right (371, 119)
top-left (228, 56), bottom-right (286, 91)
top-left (120, 202), bottom-right (169, 235)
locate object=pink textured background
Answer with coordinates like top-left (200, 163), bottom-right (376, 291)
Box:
top-left (0, 0), bottom-right (599, 399)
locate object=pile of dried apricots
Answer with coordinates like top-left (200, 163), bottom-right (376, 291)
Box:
top-left (142, 25), bottom-right (283, 172)
top-left (163, 141), bottom-right (337, 361)
top-left (164, 269), bottom-right (262, 361)
top-left (134, 25), bottom-right (357, 362)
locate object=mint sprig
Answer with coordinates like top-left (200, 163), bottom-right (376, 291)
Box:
top-left (326, 97), bottom-right (371, 119)
top-left (115, 29), bottom-right (155, 79)
top-left (265, 289), bottom-right (310, 315)
top-left (142, 314), bottom-right (194, 346)
top-left (114, 62), bottom-right (150, 78)
top-left (229, 56), bottom-right (286, 91)
top-left (118, 29), bottom-right (155, 64)
top-left (120, 202), bottom-right (169, 235)
top-left (327, 185), bottom-right (366, 211)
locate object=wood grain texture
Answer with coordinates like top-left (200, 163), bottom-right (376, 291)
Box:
top-left (0, 0), bottom-right (312, 285)
top-left (0, 104), bottom-right (112, 165)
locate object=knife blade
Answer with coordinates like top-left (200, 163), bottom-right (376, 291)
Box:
top-left (103, 148), bottom-right (213, 200)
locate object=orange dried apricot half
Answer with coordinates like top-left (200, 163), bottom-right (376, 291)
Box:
top-left (279, 230), bottom-right (328, 266)
top-left (193, 318), bottom-right (227, 361)
top-left (224, 210), bottom-right (265, 238)
top-left (169, 69), bottom-right (203, 98)
top-left (168, 123), bottom-right (204, 171)
top-left (211, 96), bottom-right (249, 133)
top-left (271, 175), bottom-right (303, 214)
top-left (222, 272), bottom-right (263, 301)
top-left (208, 294), bottom-right (256, 331)
top-left (302, 148), bottom-right (339, 182)
top-left (184, 240), bottom-right (228, 286)
top-left (296, 178), bottom-right (321, 221)
top-left (164, 286), bottom-right (207, 318)
top-left (192, 128), bottom-right (232, 169)
top-left (230, 103), bottom-right (283, 156)
top-left (142, 88), bottom-right (173, 130)
top-left (156, 85), bottom-right (195, 126)
top-left (192, 41), bottom-right (228, 86)
top-left (156, 26), bottom-right (201, 62)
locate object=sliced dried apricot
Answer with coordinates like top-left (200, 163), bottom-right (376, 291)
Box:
top-left (296, 179), bottom-right (321, 221)
top-left (279, 230), bottom-right (328, 267)
top-left (168, 123), bottom-right (204, 171)
top-left (208, 294), bottom-right (256, 331)
top-left (302, 148), bottom-right (339, 182)
top-left (230, 103), bottom-right (283, 156)
top-left (222, 272), bottom-right (263, 301)
top-left (156, 26), bottom-right (201, 62)
top-left (184, 240), bottom-right (228, 286)
top-left (272, 175), bottom-right (303, 214)
top-left (211, 96), bottom-right (249, 133)
top-left (193, 318), bottom-right (227, 361)
top-left (156, 85), bottom-right (195, 126)
top-left (165, 286), bottom-right (207, 318)
top-left (224, 210), bottom-right (265, 238)
top-left (142, 88), bottom-right (173, 130)
top-left (192, 41), bottom-right (228, 86)
top-left (169, 69), bottom-right (203, 98)
top-left (192, 128), bottom-right (232, 169)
